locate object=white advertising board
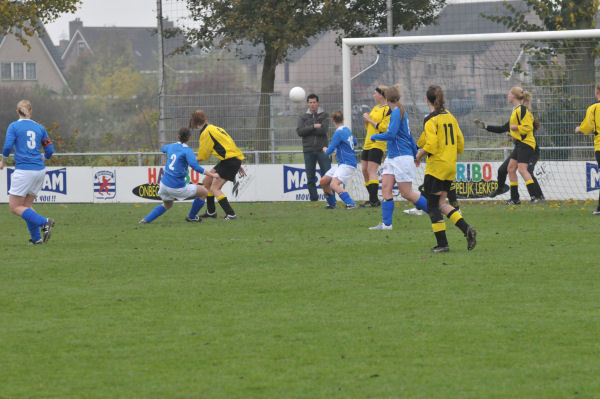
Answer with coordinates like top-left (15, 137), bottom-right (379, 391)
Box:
top-left (1, 161), bottom-right (599, 203)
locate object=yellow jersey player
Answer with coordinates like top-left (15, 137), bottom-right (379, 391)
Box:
top-left (187, 110), bottom-right (245, 221)
top-left (360, 86), bottom-right (390, 207)
top-left (575, 82), bottom-right (600, 215)
top-left (415, 85), bottom-right (476, 253)
top-left (500, 87), bottom-right (543, 205)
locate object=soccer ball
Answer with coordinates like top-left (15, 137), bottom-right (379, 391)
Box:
top-left (289, 86), bottom-right (306, 103)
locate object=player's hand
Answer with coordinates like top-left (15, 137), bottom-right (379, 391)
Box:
top-left (473, 119), bottom-right (486, 129)
top-left (414, 158), bottom-right (421, 168)
top-left (510, 124), bottom-right (518, 131)
top-left (205, 171), bottom-right (217, 178)
top-left (314, 123), bottom-right (322, 129)
top-left (575, 126), bottom-right (581, 133)
top-left (237, 166), bottom-right (246, 177)
top-left (322, 147), bottom-right (328, 153)
top-left (362, 113), bottom-right (371, 122)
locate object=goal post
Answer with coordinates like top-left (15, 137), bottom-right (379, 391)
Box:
top-left (341, 29), bottom-right (600, 201)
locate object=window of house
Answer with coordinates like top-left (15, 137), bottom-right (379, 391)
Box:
top-left (26, 63), bottom-right (36, 80)
top-left (13, 63), bottom-right (24, 80)
top-left (334, 64), bottom-right (341, 75)
top-left (1, 63), bottom-right (11, 80)
top-left (78, 41), bottom-right (85, 55)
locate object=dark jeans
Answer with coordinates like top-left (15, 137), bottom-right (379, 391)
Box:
top-left (303, 151), bottom-right (331, 201)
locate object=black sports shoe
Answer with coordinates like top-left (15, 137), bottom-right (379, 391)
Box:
top-left (185, 216), bottom-right (202, 222)
top-left (42, 218), bottom-right (55, 243)
top-left (223, 214), bottom-right (237, 220)
top-left (324, 205), bottom-right (336, 209)
top-left (358, 201), bottom-right (371, 208)
top-left (466, 226), bottom-right (477, 251)
top-left (428, 245), bottom-right (450, 253)
top-left (489, 184), bottom-right (510, 198)
top-left (370, 199), bottom-right (381, 207)
top-left (505, 199), bottom-right (521, 205)
top-left (28, 239), bottom-right (43, 245)
top-left (530, 196), bottom-right (545, 204)
top-left (199, 211), bottom-right (217, 219)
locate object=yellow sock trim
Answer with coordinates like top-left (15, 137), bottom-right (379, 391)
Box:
top-left (432, 222), bottom-right (446, 233)
top-left (449, 212), bottom-right (462, 225)
top-left (207, 192), bottom-right (214, 197)
top-left (525, 179), bottom-right (534, 185)
top-left (510, 182), bottom-right (518, 187)
top-left (368, 180), bottom-right (379, 185)
top-left (217, 194), bottom-right (227, 201)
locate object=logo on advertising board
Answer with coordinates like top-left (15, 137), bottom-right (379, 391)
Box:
top-left (283, 165), bottom-right (324, 193)
top-left (7, 168), bottom-right (67, 202)
top-left (231, 166), bottom-right (253, 199)
top-left (454, 163), bottom-right (499, 198)
top-left (586, 162), bottom-right (600, 191)
top-left (94, 170), bottom-right (116, 199)
top-left (131, 167), bottom-right (163, 200)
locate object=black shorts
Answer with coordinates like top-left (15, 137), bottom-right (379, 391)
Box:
top-left (509, 141), bottom-right (535, 164)
top-left (214, 157), bottom-right (242, 182)
top-left (361, 148), bottom-right (384, 164)
top-left (423, 174), bottom-right (452, 194)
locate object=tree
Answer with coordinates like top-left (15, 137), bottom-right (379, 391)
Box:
top-left (0, 0), bottom-right (81, 48)
top-left (482, 0), bottom-right (599, 85)
top-left (482, 0), bottom-right (600, 158)
top-left (175, 0), bottom-right (445, 160)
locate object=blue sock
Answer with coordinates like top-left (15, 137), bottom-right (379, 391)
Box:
top-left (414, 195), bottom-right (429, 213)
top-left (188, 198), bottom-right (205, 218)
top-left (26, 220), bottom-right (42, 242)
top-left (382, 200), bottom-right (394, 226)
top-left (339, 191), bottom-right (355, 206)
top-left (21, 208), bottom-right (47, 227)
top-left (326, 194), bottom-right (336, 207)
top-left (144, 205), bottom-right (167, 223)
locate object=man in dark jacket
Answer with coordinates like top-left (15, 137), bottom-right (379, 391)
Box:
top-left (296, 93), bottom-right (331, 201)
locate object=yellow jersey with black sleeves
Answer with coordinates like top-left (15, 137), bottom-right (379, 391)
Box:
top-left (509, 105), bottom-right (536, 149)
top-left (197, 124), bottom-right (244, 161)
top-left (363, 105), bottom-right (390, 151)
top-left (577, 102), bottom-right (600, 151)
top-left (422, 110), bottom-right (464, 181)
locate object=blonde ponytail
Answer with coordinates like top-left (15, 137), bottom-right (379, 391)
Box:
top-left (16, 99), bottom-right (32, 119)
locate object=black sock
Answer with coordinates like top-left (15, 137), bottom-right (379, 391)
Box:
top-left (434, 231), bottom-right (448, 247)
top-left (510, 184), bottom-right (519, 201)
top-left (217, 195), bottom-right (235, 216)
top-left (526, 180), bottom-right (536, 199)
top-left (368, 182), bottom-right (379, 203)
top-left (206, 193), bottom-right (216, 214)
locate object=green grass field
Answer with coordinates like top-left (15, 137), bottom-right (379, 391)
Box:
top-left (1, 201), bottom-right (599, 398)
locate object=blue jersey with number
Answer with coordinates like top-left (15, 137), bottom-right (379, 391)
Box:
top-left (2, 119), bottom-right (54, 170)
top-left (160, 142), bottom-right (205, 188)
top-left (325, 126), bottom-right (357, 167)
top-left (371, 107), bottom-right (417, 158)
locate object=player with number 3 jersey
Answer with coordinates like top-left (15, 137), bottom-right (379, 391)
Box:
top-left (1, 100), bottom-right (55, 245)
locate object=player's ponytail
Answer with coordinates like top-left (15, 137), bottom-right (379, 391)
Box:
top-left (16, 99), bottom-right (32, 119)
top-left (178, 127), bottom-right (191, 143)
top-left (426, 85), bottom-right (445, 114)
top-left (522, 90), bottom-right (532, 109)
top-left (385, 85), bottom-right (405, 119)
top-left (189, 109), bottom-right (206, 129)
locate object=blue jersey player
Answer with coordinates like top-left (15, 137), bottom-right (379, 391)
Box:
top-left (140, 128), bottom-right (216, 224)
top-left (369, 85), bottom-right (428, 230)
top-left (1, 100), bottom-right (55, 245)
top-left (320, 111), bottom-right (358, 209)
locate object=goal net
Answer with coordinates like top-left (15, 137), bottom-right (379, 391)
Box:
top-left (342, 30), bottom-right (600, 201)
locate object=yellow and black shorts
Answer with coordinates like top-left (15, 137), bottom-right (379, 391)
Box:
top-left (360, 148), bottom-right (384, 164)
top-left (215, 157), bottom-right (242, 182)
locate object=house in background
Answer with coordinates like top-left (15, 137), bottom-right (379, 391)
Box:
top-left (60, 18), bottom-right (175, 74)
top-left (0, 24), bottom-right (70, 93)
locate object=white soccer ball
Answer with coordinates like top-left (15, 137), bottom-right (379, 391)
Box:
top-left (289, 86), bottom-right (306, 103)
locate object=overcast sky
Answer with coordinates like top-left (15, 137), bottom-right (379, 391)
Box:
top-left (44, 0), bottom-right (499, 45)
